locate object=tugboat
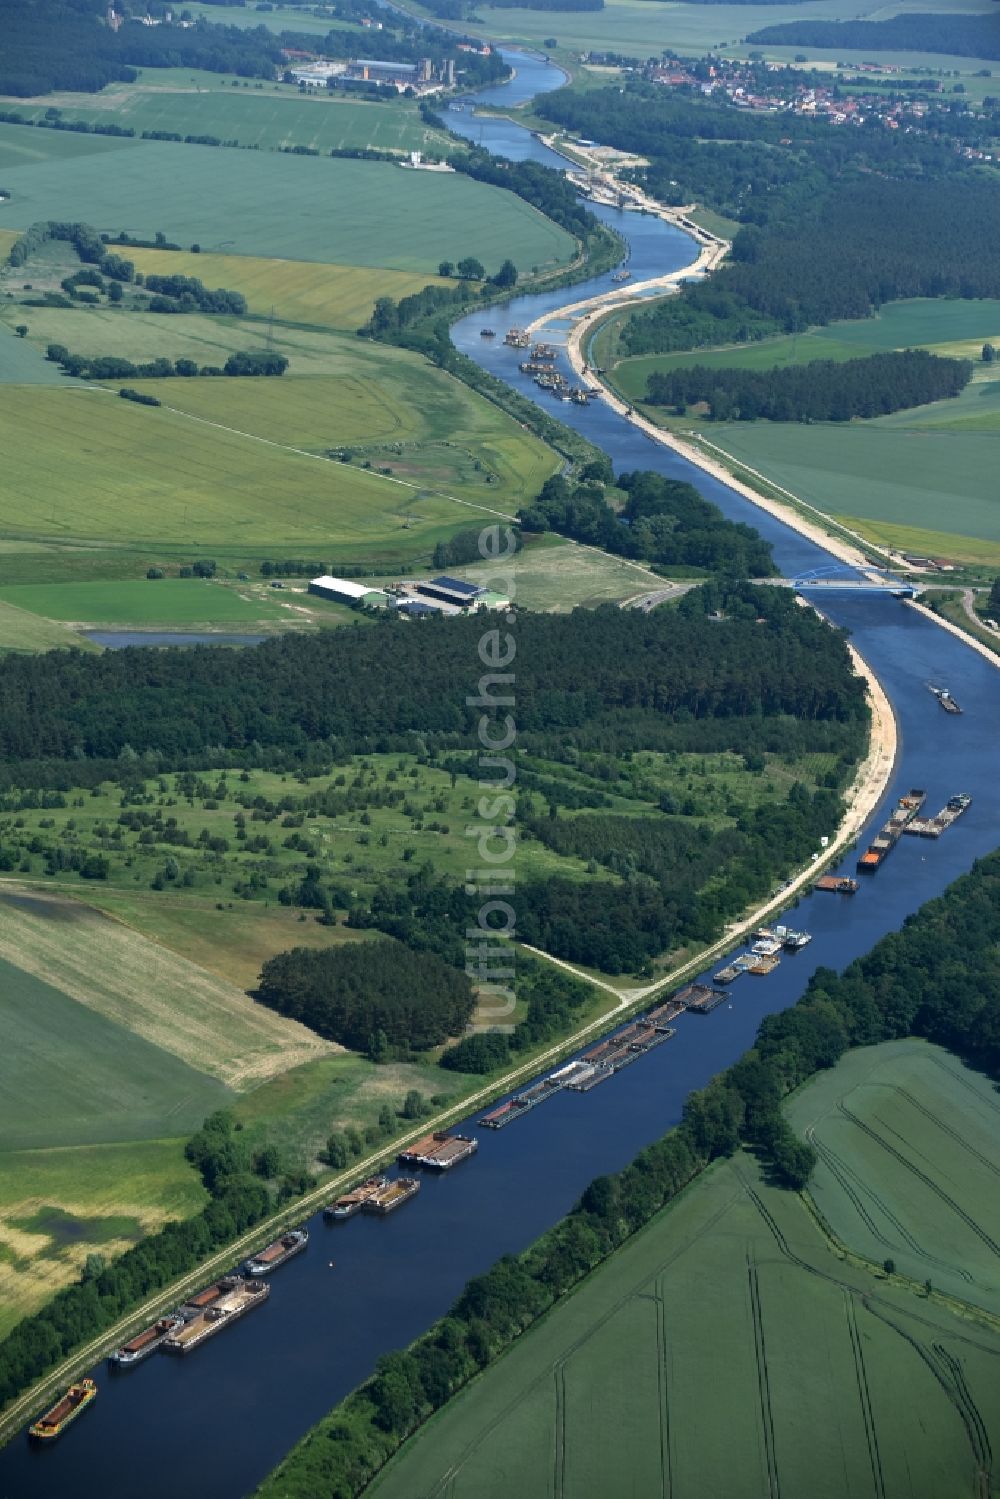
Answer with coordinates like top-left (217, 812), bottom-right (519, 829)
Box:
top-left (928, 684), bottom-right (962, 714)
top-left (480, 328), bottom-right (496, 338)
top-left (29, 1380), bottom-right (97, 1440)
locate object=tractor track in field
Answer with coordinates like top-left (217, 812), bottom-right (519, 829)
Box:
top-left (844, 1291), bottom-right (886, 1499)
top-left (747, 1255), bottom-right (781, 1499)
top-left (863, 1301), bottom-right (995, 1499)
top-left (552, 1358), bottom-right (568, 1499)
top-left (806, 1129), bottom-right (972, 1283)
top-left (421, 1184), bottom-right (742, 1497)
top-left (895, 1087), bottom-right (1000, 1179)
top-left (839, 1103), bottom-right (1000, 1263)
top-left (653, 1282), bottom-right (672, 1499)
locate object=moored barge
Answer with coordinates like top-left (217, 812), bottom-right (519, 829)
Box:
top-left (365, 1177), bottom-right (420, 1215)
top-left (164, 1279), bottom-right (269, 1353)
top-left (480, 1075), bottom-right (564, 1129)
top-left (676, 982), bottom-right (727, 1013)
top-left (903, 792), bottom-right (972, 838)
top-left (111, 1315), bottom-right (184, 1367)
top-left (324, 1176), bottom-right (387, 1221)
top-left (857, 788), bottom-right (926, 872)
top-left (29, 1380), bottom-right (96, 1440)
top-left (815, 874), bottom-right (859, 894)
top-left (243, 1227), bottom-right (308, 1277)
top-left (398, 1132), bottom-right (478, 1170)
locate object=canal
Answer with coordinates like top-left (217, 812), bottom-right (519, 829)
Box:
top-left (5, 51), bottom-right (999, 1499)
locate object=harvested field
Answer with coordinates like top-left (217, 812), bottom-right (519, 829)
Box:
top-left (0, 889), bottom-right (334, 1088)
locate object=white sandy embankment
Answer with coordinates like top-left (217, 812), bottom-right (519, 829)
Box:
top-left (558, 306), bottom-right (882, 576)
top-left (904, 598), bottom-right (1000, 672)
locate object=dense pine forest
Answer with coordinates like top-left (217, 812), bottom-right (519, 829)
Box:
top-left (645, 350), bottom-right (972, 422)
top-left (255, 941), bottom-right (475, 1054)
top-left (746, 14), bottom-right (1000, 62)
top-left (0, 579), bottom-right (863, 786)
top-left (254, 847), bottom-right (1000, 1499)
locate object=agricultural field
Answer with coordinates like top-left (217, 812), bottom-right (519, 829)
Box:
top-left (0, 381), bottom-right (542, 558)
top-left (0, 597), bottom-right (96, 652)
top-left (371, 1042), bottom-right (1000, 1499)
top-left (442, 0), bottom-right (998, 73)
top-left (705, 419), bottom-right (1000, 564)
top-left (13, 86), bottom-right (452, 157)
top-left (788, 1039), bottom-right (1000, 1317)
top-left (0, 890), bottom-right (332, 1088)
top-left (0, 326), bottom-right (64, 385)
top-left (0, 579), bottom-right (291, 627)
top-left (0, 127), bottom-right (575, 273)
top-left (126, 247), bottom-right (450, 331)
top-left (0, 1137), bottom-right (207, 1338)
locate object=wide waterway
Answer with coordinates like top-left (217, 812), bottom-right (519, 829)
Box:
top-left (6, 52), bottom-right (1000, 1499)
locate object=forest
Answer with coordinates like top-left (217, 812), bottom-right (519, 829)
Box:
top-left (518, 470), bottom-right (775, 574)
top-left (0, 578), bottom-right (867, 783)
top-left (254, 846), bottom-right (1000, 1499)
top-left (746, 14), bottom-right (1000, 62)
top-left (645, 349), bottom-right (972, 422)
top-left (255, 940), bottom-right (475, 1055)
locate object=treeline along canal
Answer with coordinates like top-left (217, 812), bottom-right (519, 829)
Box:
top-left (4, 52), bottom-right (1000, 1499)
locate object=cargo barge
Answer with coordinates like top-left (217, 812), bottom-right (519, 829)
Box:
top-left (645, 998), bottom-right (686, 1028)
top-left (398, 1132), bottom-right (478, 1170)
top-left (164, 1278), bottom-right (269, 1354)
top-left (29, 1380), bottom-right (96, 1441)
top-left (243, 1227), bottom-right (308, 1277)
top-left (677, 982), bottom-right (728, 1013)
top-left (747, 953), bottom-right (780, 975)
top-left (714, 963), bottom-right (743, 984)
top-left (110, 1315), bottom-right (184, 1367)
top-left (480, 1075), bottom-right (564, 1129)
top-left (324, 1176), bottom-right (387, 1221)
top-left (815, 874), bottom-right (859, 894)
top-left (857, 788), bottom-right (926, 872)
top-left (504, 327), bottom-right (530, 348)
top-left (365, 1177), bottom-right (420, 1215)
top-left (903, 793), bottom-right (972, 838)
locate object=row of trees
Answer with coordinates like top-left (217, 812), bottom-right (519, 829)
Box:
top-left (432, 525), bottom-right (521, 571)
top-left (646, 350), bottom-right (972, 423)
top-left (143, 274), bottom-right (247, 316)
top-left (255, 848), bottom-right (1000, 1498)
top-left (518, 469), bottom-right (775, 575)
top-left (45, 346), bottom-right (288, 380)
top-left (255, 940), bottom-right (475, 1055)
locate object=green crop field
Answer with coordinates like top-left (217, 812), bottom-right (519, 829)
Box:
top-left (0, 123), bottom-right (136, 169)
top-left (704, 417), bottom-right (1000, 563)
top-left (0, 579), bottom-right (289, 626)
top-left (0, 381), bottom-right (543, 556)
top-left (14, 88), bottom-right (450, 157)
top-left (455, 535), bottom-right (666, 609)
top-left (0, 951), bottom-right (230, 1150)
top-left (0, 130), bottom-right (575, 273)
top-left (370, 1043), bottom-right (1000, 1499)
top-left (0, 326), bottom-right (65, 385)
top-left (788, 1039), bottom-right (1000, 1317)
top-left (0, 598), bottom-right (96, 652)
